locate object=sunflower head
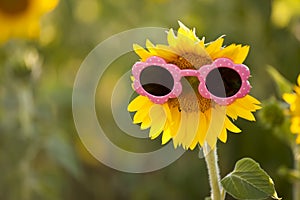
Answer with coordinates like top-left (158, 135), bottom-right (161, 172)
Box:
top-left (0, 0), bottom-right (59, 43)
top-left (0, 0), bottom-right (30, 16)
top-left (128, 21), bottom-right (261, 150)
top-left (283, 74), bottom-right (300, 143)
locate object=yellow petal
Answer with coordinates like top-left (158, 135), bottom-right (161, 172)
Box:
top-left (212, 44), bottom-right (249, 64)
top-left (163, 103), bottom-right (173, 123)
top-left (173, 111), bottom-right (187, 148)
top-left (169, 106), bottom-right (181, 136)
top-left (192, 43), bottom-right (208, 57)
top-left (198, 112), bottom-right (208, 146)
top-left (140, 116), bottom-right (151, 129)
top-left (225, 117), bottom-right (241, 133)
top-left (199, 38), bottom-right (205, 47)
top-left (296, 135), bottom-right (300, 144)
top-left (27, 20), bottom-right (40, 39)
top-left (206, 37), bottom-right (224, 55)
top-left (283, 93), bottom-right (297, 104)
top-left (234, 45), bottom-right (250, 64)
top-left (228, 102), bottom-right (256, 121)
top-left (161, 104), bottom-right (173, 144)
top-left (206, 107), bottom-right (226, 148)
top-left (218, 127), bottom-right (227, 143)
top-left (224, 44), bottom-right (242, 63)
top-left (133, 44), bottom-right (152, 61)
top-left (40, 0), bottom-right (60, 12)
top-left (298, 74), bottom-right (300, 86)
top-left (130, 76), bottom-right (135, 82)
top-left (149, 104), bottom-right (167, 139)
top-left (177, 21), bottom-right (199, 42)
top-left (212, 44), bottom-right (235, 59)
top-left (146, 39), bottom-right (155, 47)
top-left (162, 128), bottom-right (172, 144)
top-left (245, 95), bottom-right (261, 105)
top-left (133, 110), bottom-right (146, 124)
top-left (133, 101), bottom-right (152, 123)
top-left (291, 117), bottom-right (300, 134)
top-left (167, 28), bottom-right (177, 47)
top-left (171, 110), bottom-right (181, 149)
top-left (294, 86), bottom-right (300, 96)
top-left (226, 104), bottom-right (238, 120)
top-left (154, 44), bottom-right (177, 60)
top-left (189, 140), bottom-right (198, 150)
top-left (178, 21), bottom-right (190, 33)
top-left (175, 36), bottom-right (193, 53)
top-left (235, 96), bottom-right (262, 111)
top-left (190, 112), bottom-right (208, 149)
top-left (184, 111), bottom-right (199, 148)
top-left (128, 96), bottom-right (150, 112)
top-left (173, 110), bottom-right (199, 149)
top-left (237, 107), bottom-right (256, 121)
top-left (146, 39), bottom-right (157, 55)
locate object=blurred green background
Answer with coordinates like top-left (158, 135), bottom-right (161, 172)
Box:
top-left (1, 0), bottom-right (300, 199)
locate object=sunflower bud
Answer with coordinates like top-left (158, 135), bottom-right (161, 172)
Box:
top-left (259, 98), bottom-right (285, 129)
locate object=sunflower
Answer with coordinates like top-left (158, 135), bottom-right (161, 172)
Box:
top-left (283, 74), bottom-right (300, 143)
top-left (128, 22), bottom-right (261, 150)
top-left (0, 0), bottom-right (59, 43)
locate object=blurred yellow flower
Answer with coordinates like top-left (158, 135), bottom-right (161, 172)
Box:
top-left (271, 0), bottom-right (300, 28)
top-left (128, 22), bottom-right (261, 150)
top-left (0, 0), bottom-right (59, 44)
top-left (283, 74), bottom-right (300, 143)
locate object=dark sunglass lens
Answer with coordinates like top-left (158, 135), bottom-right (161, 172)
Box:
top-left (140, 65), bottom-right (174, 96)
top-left (205, 67), bottom-right (242, 98)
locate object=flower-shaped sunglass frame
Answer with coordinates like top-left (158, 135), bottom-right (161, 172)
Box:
top-left (132, 56), bottom-right (251, 105)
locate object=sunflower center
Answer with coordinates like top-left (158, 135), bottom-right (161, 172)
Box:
top-left (0, 0), bottom-right (29, 16)
top-left (181, 52), bottom-right (213, 69)
top-left (169, 93), bottom-right (212, 113)
top-left (168, 53), bottom-right (213, 113)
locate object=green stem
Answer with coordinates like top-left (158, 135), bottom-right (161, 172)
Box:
top-left (203, 143), bottom-right (225, 200)
top-left (17, 84), bottom-right (35, 200)
top-left (293, 145), bottom-right (300, 200)
top-left (18, 84), bottom-right (34, 138)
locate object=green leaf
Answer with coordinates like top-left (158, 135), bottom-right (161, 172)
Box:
top-left (278, 166), bottom-right (300, 181)
top-left (45, 133), bottom-right (83, 180)
top-left (221, 158), bottom-right (281, 200)
top-left (267, 65), bottom-right (292, 95)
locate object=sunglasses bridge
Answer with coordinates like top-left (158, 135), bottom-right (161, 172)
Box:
top-left (177, 69), bottom-right (201, 77)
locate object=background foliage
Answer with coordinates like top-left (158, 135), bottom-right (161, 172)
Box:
top-left (1, 0), bottom-right (300, 199)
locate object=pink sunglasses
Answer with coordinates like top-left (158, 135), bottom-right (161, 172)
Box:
top-left (132, 56), bottom-right (251, 105)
